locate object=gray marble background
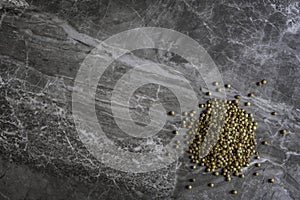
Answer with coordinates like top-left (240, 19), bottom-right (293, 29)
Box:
top-left (0, 0), bottom-right (299, 199)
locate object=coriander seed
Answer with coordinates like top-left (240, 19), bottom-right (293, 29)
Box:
top-left (169, 111), bottom-right (175, 116)
top-left (280, 130), bottom-right (287, 134)
top-left (213, 81), bottom-right (219, 86)
top-left (208, 183), bottom-right (214, 187)
top-left (225, 84), bottom-right (231, 88)
top-left (231, 190), bottom-right (238, 195)
top-left (268, 178), bottom-right (275, 183)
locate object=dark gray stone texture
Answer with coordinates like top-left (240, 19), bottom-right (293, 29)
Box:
top-left (0, 0), bottom-right (299, 199)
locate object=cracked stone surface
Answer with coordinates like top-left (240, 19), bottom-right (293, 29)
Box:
top-left (0, 0), bottom-right (299, 199)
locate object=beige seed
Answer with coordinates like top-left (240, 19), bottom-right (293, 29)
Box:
top-left (213, 81), bottom-right (219, 86)
top-left (225, 84), bottom-right (231, 88)
top-left (208, 183), bottom-right (214, 187)
top-left (169, 111), bottom-right (175, 116)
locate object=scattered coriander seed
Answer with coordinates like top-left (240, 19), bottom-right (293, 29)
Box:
top-left (233, 100), bottom-right (239, 105)
top-left (253, 172), bottom-right (259, 176)
top-left (169, 111), bottom-right (175, 116)
top-left (186, 185), bottom-right (192, 189)
top-left (208, 183), bottom-right (214, 187)
top-left (191, 165), bottom-right (197, 169)
top-left (255, 156), bottom-right (261, 160)
top-left (176, 140), bottom-right (181, 144)
top-left (225, 84), bottom-right (231, 88)
top-left (206, 92), bottom-right (211, 96)
top-left (231, 190), bottom-right (238, 195)
top-left (190, 178), bottom-right (196, 182)
top-left (225, 177), bottom-right (231, 182)
top-left (245, 102), bottom-right (251, 106)
top-left (213, 81), bottom-right (219, 86)
top-left (271, 112), bottom-right (277, 116)
top-left (174, 130), bottom-right (179, 135)
top-left (239, 174), bottom-right (245, 178)
top-left (183, 111), bottom-right (188, 116)
top-left (262, 141), bottom-right (268, 145)
top-left (213, 171), bottom-right (219, 176)
top-left (255, 163), bottom-right (261, 168)
top-left (248, 93), bottom-right (254, 97)
top-left (268, 178), bottom-right (275, 183)
top-left (257, 82), bottom-right (262, 86)
top-left (235, 95), bottom-right (241, 99)
top-left (175, 145), bottom-right (180, 149)
top-left (280, 130), bottom-right (287, 134)
top-left (216, 88), bottom-right (222, 92)
top-left (262, 79), bottom-right (267, 84)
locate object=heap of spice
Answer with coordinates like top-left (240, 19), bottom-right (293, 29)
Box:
top-left (180, 79), bottom-right (281, 194)
top-left (187, 98), bottom-right (257, 179)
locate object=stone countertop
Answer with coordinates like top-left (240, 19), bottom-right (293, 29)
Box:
top-left (0, 0), bottom-right (299, 199)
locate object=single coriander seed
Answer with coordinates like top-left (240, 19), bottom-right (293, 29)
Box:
top-left (169, 111), bottom-right (175, 116)
top-left (248, 93), bottom-right (254, 97)
top-left (226, 177), bottom-right (231, 182)
top-left (268, 178), bottom-right (275, 183)
top-left (257, 82), bottom-right (262, 86)
top-left (245, 102), bottom-right (251, 106)
top-left (231, 190), bottom-right (238, 195)
top-left (206, 168), bottom-right (211, 172)
top-left (225, 84), bottom-right (231, 88)
top-left (271, 112), bottom-right (277, 116)
top-left (280, 130), bottom-right (287, 134)
top-left (213, 81), bottom-right (219, 86)
top-left (186, 185), bottom-right (192, 189)
top-left (208, 183), bottom-right (214, 187)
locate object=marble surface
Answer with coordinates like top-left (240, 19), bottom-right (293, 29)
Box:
top-left (0, 0), bottom-right (299, 199)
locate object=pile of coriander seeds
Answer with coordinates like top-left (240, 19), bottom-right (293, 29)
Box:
top-left (170, 79), bottom-right (283, 194)
top-left (188, 98), bottom-right (257, 176)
